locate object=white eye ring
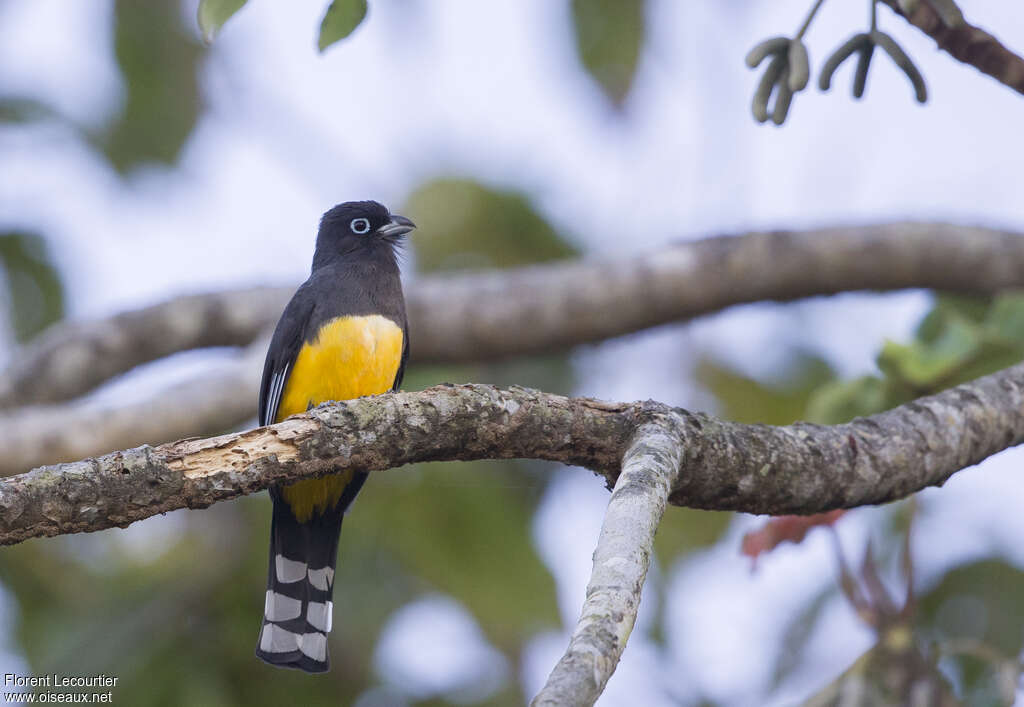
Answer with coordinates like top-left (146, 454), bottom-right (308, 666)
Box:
top-left (350, 218), bottom-right (371, 234)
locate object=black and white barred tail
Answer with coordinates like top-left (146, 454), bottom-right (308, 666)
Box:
top-left (256, 489), bottom-right (348, 673)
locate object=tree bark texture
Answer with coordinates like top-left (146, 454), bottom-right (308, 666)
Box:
top-left (3, 358), bottom-right (1023, 547)
top-left (532, 417), bottom-right (685, 707)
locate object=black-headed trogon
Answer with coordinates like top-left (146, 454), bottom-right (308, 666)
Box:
top-left (255, 201), bottom-right (413, 673)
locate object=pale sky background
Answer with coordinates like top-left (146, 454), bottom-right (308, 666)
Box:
top-left (1, 0), bottom-right (1024, 704)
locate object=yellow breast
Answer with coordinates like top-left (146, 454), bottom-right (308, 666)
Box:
top-left (277, 314), bottom-right (404, 521)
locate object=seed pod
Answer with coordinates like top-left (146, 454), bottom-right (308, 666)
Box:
top-left (745, 37), bottom-right (789, 69)
top-left (819, 34), bottom-right (870, 92)
top-left (873, 31), bottom-right (928, 103)
top-left (787, 40), bottom-right (810, 92)
top-left (772, 80), bottom-right (794, 125)
top-left (852, 44), bottom-right (875, 99)
top-left (752, 54), bottom-right (786, 123)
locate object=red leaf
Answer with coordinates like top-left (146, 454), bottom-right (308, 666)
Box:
top-left (741, 510), bottom-right (846, 565)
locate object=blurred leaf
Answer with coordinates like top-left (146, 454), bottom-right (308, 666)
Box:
top-left (479, 353), bottom-right (577, 396)
top-left (0, 231), bottom-right (65, 342)
top-left (940, 339), bottom-right (1023, 390)
top-left (354, 461), bottom-right (558, 653)
top-left (802, 625), bottom-right (959, 707)
top-left (741, 512), bottom-right (845, 566)
top-left (805, 376), bottom-right (904, 424)
top-left (919, 294), bottom-right (990, 335)
top-left (697, 354), bottom-right (835, 425)
top-left (571, 0), bottom-right (646, 108)
top-left (403, 179), bottom-right (578, 273)
top-left (918, 560), bottom-right (1024, 704)
top-left (983, 291), bottom-right (1024, 346)
top-left (318, 0), bottom-right (368, 52)
top-left (876, 293), bottom-right (1024, 394)
top-left (0, 501), bottom-right (387, 706)
top-left (652, 507), bottom-right (731, 568)
top-left (0, 97), bottom-right (60, 124)
top-left (878, 315), bottom-right (981, 389)
top-left (197, 0), bottom-right (249, 44)
top-left (100, 0), bottom-right (205, 172)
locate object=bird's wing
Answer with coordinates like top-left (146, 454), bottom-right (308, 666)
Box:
top-left (258, 291), bottom-right (315, 427)
top-left (391, 325), bottom-right (409, 392)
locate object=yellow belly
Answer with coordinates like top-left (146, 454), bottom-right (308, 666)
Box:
top-left (277, 314), bottom-right (403, 522)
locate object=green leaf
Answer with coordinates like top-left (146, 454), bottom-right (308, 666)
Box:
top-left (984, 291), bottom-right (1024, 346)
top-left (918, 560), bottom-right (1024, 704)
top-left (197, 0), bottom-right (249, 44)
top-left (877, 314), bottom-right (981, 388)
top-left (696, 354), bottom-right (835, 425)
top-left (805, 376), bottom-right (903, 424)
top-left (318, 0), bottom-right (368, 52)
top-left (571, 0), bottom-right (646, 108)
top-left (941, 339), bottom-right (1023, 390)
top-left (0, 500), bottom-right (386, 705)
top-left (353, 461), bottom-right (559, 652)
top-left (0, 98), bottom-right (59, 124)
top-left (802, 630), bottom-right (958, 705)
top-left (0, 231), bottom-right (65, 342)
top-left (652, 507), bottom-right (731, 568)
top-left (100, 0), bottom-right (205, 172)
top-left (918, 294), bottom-right (991, 339)
top-left (402, 179), bottom-right (578, 273)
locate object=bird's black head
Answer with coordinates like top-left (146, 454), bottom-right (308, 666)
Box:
top-left (312, 200), bottom-right (415, 270)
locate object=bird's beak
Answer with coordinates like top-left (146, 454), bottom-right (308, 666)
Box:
top-left (377, 214), bottom-right (416, 238)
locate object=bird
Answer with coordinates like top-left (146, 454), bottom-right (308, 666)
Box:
top-left (254, 200), bottom-right (414, 673)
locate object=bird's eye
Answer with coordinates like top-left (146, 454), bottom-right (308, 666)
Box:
top-left (350, 218), bottom-right (371, 234)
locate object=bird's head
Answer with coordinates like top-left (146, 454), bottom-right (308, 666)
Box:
top-left (313, 200), bottom-right (415, 269)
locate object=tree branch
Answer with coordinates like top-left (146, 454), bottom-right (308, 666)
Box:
top-left (532, 416), bottom-right (684, 707)
top-left (3, 358), bottom-right (1024, 547)
top-left (0, 287), bottom-right (290, 408)
top-left (5, 222), bottom-right (1024, 408)
top-left (0, 340), bottom-right (265, 476)
top-left (881, 1), bottom-right (1024, 96)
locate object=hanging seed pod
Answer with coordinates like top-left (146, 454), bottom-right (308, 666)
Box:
top-left (787, 40), bottom-right (810, 92)
top-left (752, 54), bottom-right (787, 123)
top-left (746, 36), bottom-right (790, 68)
top-left (852, 43), bottom-right (875, 99)
top-left (819, 33), bottom-right (871, 92)
top-left (872, 31), bottom-right (928, 102)
top-left (745, 36), bottom-right (811, 125)
top-left (771, 78), bottom-right (795, 125)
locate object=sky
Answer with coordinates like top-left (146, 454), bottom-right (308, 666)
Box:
top-left (1, 0), bottom-right (1024, 704)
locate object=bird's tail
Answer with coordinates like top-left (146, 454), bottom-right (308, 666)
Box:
top-left (255, 484), bottom-right (356, 673)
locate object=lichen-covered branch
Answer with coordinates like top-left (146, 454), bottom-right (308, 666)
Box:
top-left (6, 222), bottom-right (1024, 408)
top-left (0, 385), bottom-right (636, 546)
top-left (532, 416), bottom-right (685, 707)
top-left (881, 1), bottom-right (1024, 96)
top-left (3, 358), bottom-right (1024, 546)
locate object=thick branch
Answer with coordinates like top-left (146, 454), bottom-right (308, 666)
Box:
top-left (5, 222), bottom-right (1024, 408)
top-left (532, 417), bottom-right (684, 707)
top-left (881, 1), bottom-right (1024, 96)
top-left (3, 359), bottom-right (1024, 546)
top-left (0, 287), bottom-right (290, 408)
top-left (0, 342), bottom-right (264, 476)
